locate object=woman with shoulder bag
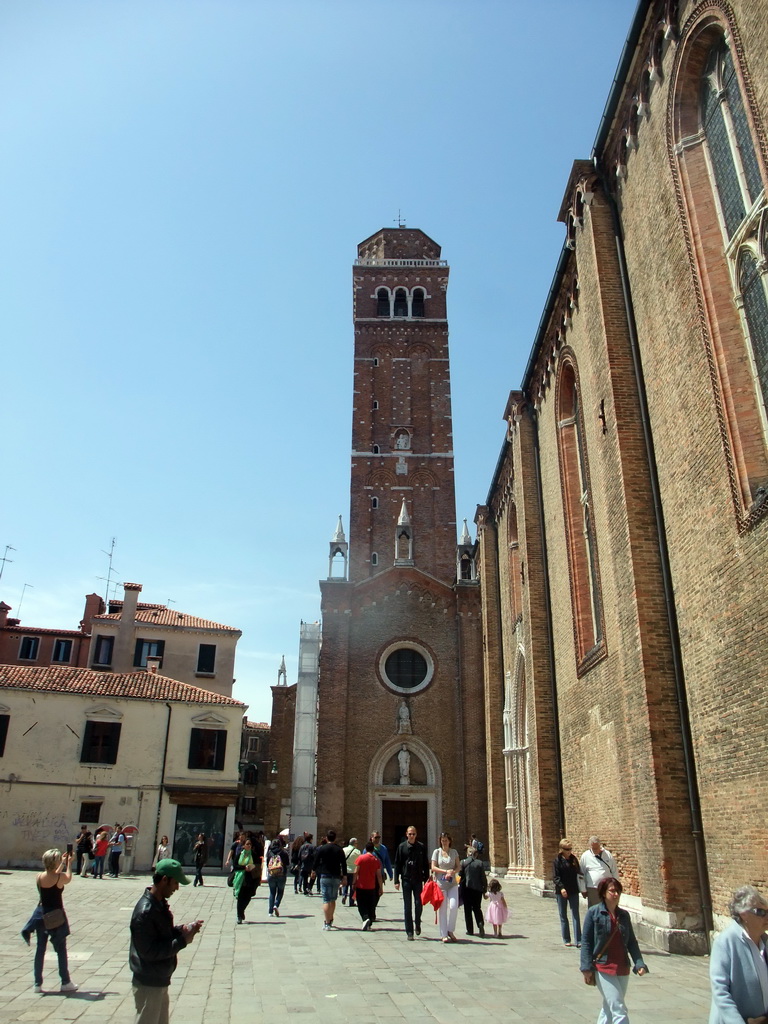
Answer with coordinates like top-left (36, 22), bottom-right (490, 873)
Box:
top-left (580, 877), bottom-right (647, 1023)
top-left (22, 848), bottom-right (78, 994)
top-left (431, 831), bottom-right (461, 943)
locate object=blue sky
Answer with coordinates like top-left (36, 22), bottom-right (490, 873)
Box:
top-left (1, 0), bottom-right (634, 722)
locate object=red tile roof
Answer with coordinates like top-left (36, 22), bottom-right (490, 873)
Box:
top-left (1, 626), bottom-right (86, 637)
top-left (0, 665), bottom-right (246, 706)
top-left (94, 605), bottom-right (240, 632)
top-left (246, 720), bottom-right (270, 730)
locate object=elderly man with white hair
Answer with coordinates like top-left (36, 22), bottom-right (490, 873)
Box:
top-left (580, 836), bottom-right (618, 907)
top-left (709, 885), bottom-right (768, 1024)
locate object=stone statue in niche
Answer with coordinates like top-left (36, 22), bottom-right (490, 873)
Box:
top-left (397, 700), bottom-right (412, 734)
top-left (398, 744), bottom-right (411, 786)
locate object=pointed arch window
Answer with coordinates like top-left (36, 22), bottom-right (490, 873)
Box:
top-left (506, 504), bottom-right (522, 623)
top-left (393, 288), bottom-right (408, 317)
top-left (411, 288), bottom-right (425, 317)
top-left (377, 288), bottom-right (391, 317)
top-left (556, 358), bottom-right (605, 672)
top-left (701, 40), bottom-right (762, 236)
top-left (672, 21), bottom-right (768, 519)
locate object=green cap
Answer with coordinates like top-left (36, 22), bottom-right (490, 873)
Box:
top-left (155, 858), bottom-right (190, 885)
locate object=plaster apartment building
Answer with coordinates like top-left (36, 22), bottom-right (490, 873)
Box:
top-left (89, 583), bottom-right (241, 697)
top-left (1, 583), bottom-right (241, 699)
top-left (0, 664), bottom-right (245, 870)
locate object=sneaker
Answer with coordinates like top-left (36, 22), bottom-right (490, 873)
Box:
top-left (274, 908), bottom-right (279, 918)
top-left (33, 985), bottom-right (43, 994)
top-left (362, 918), bottom-right (372, 931)
top-left (323, 922), bottom-right (331, 931)
top-left (61, 982), bottom-right (78, 993)
top-left (407, 933), bottom-right (414, 941)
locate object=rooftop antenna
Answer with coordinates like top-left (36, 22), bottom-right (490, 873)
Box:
top-left (166, 598), bottom-right (176, 609)
top-left (96, 537), bottom-right (120, 604)
top-left (17, 582), bottom-right (33, 618)
top-left (0, 544), bottom-right (16, 583)
top-left (393, 209), bottom-right (406, 228)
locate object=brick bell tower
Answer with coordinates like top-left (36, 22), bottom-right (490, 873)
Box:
top-left (315, 228), bottom-right (486, 857)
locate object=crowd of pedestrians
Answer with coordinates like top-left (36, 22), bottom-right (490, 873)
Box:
top-left (17, 823), bottom-right (768, 1024)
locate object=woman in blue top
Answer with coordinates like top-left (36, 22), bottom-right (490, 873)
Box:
top-left (580, 877), bottom-right (647, 1023)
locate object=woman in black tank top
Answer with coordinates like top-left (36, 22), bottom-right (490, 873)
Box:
top-left (30, 848), bottom-right (77, 995)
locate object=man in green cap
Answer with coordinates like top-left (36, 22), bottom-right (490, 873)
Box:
top-left (129, 858), bottom-right (203, 1024)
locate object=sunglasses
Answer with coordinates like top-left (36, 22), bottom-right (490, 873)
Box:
top-left (748, 907), bottom-right (768, 917)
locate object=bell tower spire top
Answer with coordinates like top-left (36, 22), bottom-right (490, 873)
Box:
top-left (348, 228), bottom-right (456, 583)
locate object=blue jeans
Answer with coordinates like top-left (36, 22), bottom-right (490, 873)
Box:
top-left (93, 855), bottom-right (105, 878)
top-left (557, 890), bottom-right (582, 944)
top-left (595, 970), bottom-right (630, 1024)
top-left (34, 926), bottom-right (70, 986)
top-left (320, 877), bottom-right (340, 904)
top-left (268, 874), bottom-right (286, 912)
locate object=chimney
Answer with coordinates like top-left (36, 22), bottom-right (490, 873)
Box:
top-left (146, 656), bottom-right (161, 675)
top-left (81, 593), bottom-right (105, 633)
top-left (113, 582), bottom-right (143, 673)
top-left (121, 583), bottom-right (143, 622)
top-left (0, 601), bottom-right (11, 628)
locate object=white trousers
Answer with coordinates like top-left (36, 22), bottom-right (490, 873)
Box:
top-left (437, 888), bottom-right (459, 938)
top-left (595, 971), bottom-right (630, 1024)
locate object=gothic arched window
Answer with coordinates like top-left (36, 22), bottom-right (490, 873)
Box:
top-left (556, 358), bottom-right (605, 672)
top-left (671, 19), bottom-right (768, 518)
top-left (377, 288), bottom-right (390, 317)
top-left (411, 288), bottom-right (425, 317)
top-left (393, 288), bottom-right (408, 317)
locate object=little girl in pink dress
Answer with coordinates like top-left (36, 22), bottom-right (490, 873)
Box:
top-left (484, 879), bottom-right (509, 937)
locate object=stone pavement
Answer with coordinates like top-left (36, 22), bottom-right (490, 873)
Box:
top-left (0, 868), bottom-right (713, 1023)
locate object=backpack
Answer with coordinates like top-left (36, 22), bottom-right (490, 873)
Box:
top-left (299, 842), bottom-right (314, 864)
top-left (268, 853), bottom-right (284, 876)
top-left (474, 840), bottom-right (485, 854)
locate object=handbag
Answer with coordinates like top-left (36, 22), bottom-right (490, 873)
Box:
top-left (585, 921), bottom-right (618, 984)
top-left (42, 908), bottom-right (66, 931)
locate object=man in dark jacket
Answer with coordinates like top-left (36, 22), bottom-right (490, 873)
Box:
top-left (393, 825), bottom-right (430, 940)
top-left (130, 859), bottom-right (203, 1024)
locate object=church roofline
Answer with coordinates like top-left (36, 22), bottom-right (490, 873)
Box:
top-left (351, 563), bottom-right (455, 596)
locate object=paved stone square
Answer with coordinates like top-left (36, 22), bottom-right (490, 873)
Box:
top-left (0, 869), bottom-right (712, 1022)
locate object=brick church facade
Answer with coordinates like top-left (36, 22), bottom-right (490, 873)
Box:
top-left (315, 228), bottom-right (487, 854)
top-left (477, 0), bottom-right (768, 951)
